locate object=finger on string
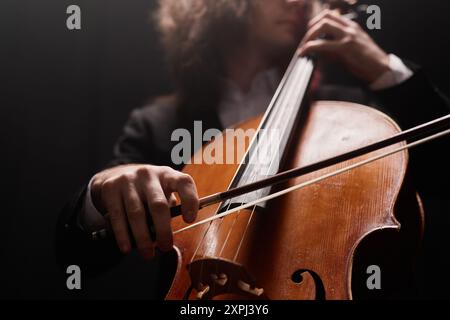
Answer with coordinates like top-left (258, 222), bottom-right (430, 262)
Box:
top-left (301, 18), bottom-right (347, 48)
top-left (299, 39), bottom-right (341, 57)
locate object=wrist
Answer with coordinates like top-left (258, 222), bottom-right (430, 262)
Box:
top-left (80, 176), bottom-right (108, 232)
top-left (369, 54), bottom-right (414, 91)
top-left (363, 53), bottom-right (391, 84)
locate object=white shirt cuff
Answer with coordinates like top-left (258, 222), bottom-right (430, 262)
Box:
top-left (369, 54), bottom-right (414, 91)
top-left (78, 176), bottom-right (106, 232)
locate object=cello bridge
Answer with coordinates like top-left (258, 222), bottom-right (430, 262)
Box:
top-left (187, 257), bottom-right (266, 300)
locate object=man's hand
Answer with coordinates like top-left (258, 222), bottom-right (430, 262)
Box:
top-left (298, 9), bottom-right (390, 84)
top-left (90, 164), bottom-right (199, 260)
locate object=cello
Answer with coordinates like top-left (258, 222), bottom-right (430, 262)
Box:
top-left (93, 0), bottom-right (450, 300)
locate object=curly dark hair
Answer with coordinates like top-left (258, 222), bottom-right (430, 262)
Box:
top-left (155, 0), bottom-right (255, 111)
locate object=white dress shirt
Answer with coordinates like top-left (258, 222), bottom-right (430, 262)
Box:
top-left (80, 54), bottom-right (414, 231)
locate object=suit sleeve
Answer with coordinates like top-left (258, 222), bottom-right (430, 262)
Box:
top-left (55, 108), bottom-right (161, 276)
top-left (109, 108), bottom-right (162, 167)
top-left (373, 66), bottom-right (450, 196)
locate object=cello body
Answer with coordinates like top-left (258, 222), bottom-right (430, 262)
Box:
top-left (162, 101), bottom-right (424, 300)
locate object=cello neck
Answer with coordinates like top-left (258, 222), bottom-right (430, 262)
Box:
top-left (218, 52), bottom-right (316, 211)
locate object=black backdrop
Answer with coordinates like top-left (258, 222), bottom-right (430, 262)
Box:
top-left (2, 0), bottom-right (450, 299)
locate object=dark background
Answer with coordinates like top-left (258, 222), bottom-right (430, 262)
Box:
top-left (2, 0), bottom-right (450, 299)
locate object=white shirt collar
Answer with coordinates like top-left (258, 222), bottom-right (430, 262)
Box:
top-left (217, 68), bottom-right (281, 128)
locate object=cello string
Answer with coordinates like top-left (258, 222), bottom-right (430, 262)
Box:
top-left (232, 205), bottom-right (257, 262)
top-left (217, 56), bottom-right (311, 259)
top-left (185, 41), bottom-right (306, 266)
top-left (231, 57), bottom-right (314, 262)
top-left (206, 56), bottom-right (310, 259)
top-left (216, 57), bottom-right (307, 257)
top-left (174, 127), bottom-right (450, 235)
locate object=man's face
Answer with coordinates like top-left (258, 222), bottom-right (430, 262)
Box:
top-left (249, 0), bottom-right (312, 57)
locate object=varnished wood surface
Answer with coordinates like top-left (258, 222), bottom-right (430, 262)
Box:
top-left (165, 101), bottom-right (422, 300)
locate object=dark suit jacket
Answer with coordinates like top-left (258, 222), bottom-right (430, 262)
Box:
top-left (55, 67), bottom-right (450, 282)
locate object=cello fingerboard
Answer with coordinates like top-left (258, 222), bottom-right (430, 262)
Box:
top-left (219, 55), bottom-right (315, 212)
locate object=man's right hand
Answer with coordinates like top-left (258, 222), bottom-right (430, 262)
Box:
top-left (90, 164), bottom-right (199, 260)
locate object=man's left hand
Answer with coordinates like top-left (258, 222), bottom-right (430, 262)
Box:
top-left (298, 9), bottom-right (390, 84)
